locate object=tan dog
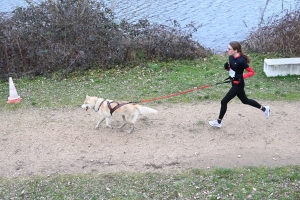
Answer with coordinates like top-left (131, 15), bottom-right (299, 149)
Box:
top-left (81, 95), bottom-right (158, 133)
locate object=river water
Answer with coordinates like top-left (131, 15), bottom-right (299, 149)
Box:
top-left (1, 0), bottom-right (299, 52)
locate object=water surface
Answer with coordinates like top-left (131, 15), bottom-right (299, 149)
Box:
top-left (1, 0), bottom-right (299, 51)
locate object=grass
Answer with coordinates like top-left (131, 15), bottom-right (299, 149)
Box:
top-left (1, 53), bottom-right (300, 199)
top-left (0, 166), bottom-right (299, 199)
top-left (1, 53), bottom-right (300, 110)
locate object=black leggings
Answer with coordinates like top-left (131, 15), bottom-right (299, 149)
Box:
top-left (218, 86), bottom-right (261, 120)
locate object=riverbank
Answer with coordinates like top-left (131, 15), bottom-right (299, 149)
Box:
top-left (1, 0), bottom-right (299, 51)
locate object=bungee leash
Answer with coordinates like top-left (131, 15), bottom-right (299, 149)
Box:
top-left (140, 85), bottom-right (210, 103)
top-left (215, 76), bottom-right (231, 85)
top-left (135, 76), bottom-right (231, 103)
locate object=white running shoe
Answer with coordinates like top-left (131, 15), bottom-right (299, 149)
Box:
top-left (264, 106), bottom-right (270, 119)
top-left (209, 120), bottom-right (222, 128)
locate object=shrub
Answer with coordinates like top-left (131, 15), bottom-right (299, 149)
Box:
top-left (0, 0), bottom-right (211, 79)
top-left (243, 9), bottom-right (300, 56)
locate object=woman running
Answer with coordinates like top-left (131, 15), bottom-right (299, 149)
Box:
top-left (209, 41), bottom-right (270, 128)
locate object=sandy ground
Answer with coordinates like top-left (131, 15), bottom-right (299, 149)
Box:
top-left (1, 100), bottom-right (300, 177)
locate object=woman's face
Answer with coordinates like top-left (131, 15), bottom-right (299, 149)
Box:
top-left (227, 45), bottom-right (237, 56)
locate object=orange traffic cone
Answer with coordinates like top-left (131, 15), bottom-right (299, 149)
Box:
top-left (7, 77), bottom-right (22, 103)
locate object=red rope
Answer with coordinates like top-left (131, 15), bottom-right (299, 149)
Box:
top-left (140, 84), bottom-right (211, 103)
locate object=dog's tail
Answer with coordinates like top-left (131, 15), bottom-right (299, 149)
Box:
top-left (137, 105), bottom-right (158, 116)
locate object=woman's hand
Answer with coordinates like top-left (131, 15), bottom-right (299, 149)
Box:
top-left (233, 74), bottom-right (242, 84)
top-left (224, 62), bottom-right (229, 70)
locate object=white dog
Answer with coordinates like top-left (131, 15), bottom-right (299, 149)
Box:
top-left (81, 95), bottom-right (158, 133)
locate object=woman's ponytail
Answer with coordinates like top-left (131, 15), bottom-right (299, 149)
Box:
top-left (240, 51), bottom-right (251, 63)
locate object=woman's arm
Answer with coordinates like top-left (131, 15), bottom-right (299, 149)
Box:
top-left (243, 66), bottom-right (255, 79)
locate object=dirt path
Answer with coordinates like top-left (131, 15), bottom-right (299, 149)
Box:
top-left (1, 101), bottom-right (300, 177)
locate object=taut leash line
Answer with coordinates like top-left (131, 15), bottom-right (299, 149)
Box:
top-left (140, 85), bottom-right (210, 103)
top-left (215, 76), bottom-right (231, 85)
top-left (132, 77), bottom-right (231, 103)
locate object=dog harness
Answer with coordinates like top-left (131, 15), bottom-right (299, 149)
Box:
top-left (93, 99), bottom-right (105, 112)
top-left (107, 101), bottom-right (135, 115)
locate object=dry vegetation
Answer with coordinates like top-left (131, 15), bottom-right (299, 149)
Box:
top-left (0, 0), bottom-right (211, 79)
top-left (243, 10), bottom-right (300, 56)
top-left (0, 0), bottom-right (299, 79)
